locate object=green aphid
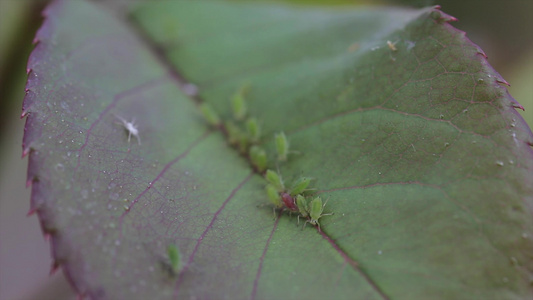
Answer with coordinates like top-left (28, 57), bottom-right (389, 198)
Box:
top-left (275, 132), bottom-right (289, 161)
top-left (199, 103), bottom-right (221, 126)
top-left (238, 134), bottom-right (250, 154)
top-left (167, 244), bottom-right (181, 273)
top-left (304, 197), bottom-right (333, 231)
top-left (231, 92), bottom-right (247, 121)
top-left (245, 118), bottom-right (261, 143)
top-left (230, 83), bottom-right (251, 121)
top-left (289, 177), bottom-right (312, 196)
top-left (225, 121), bottom-right (243, 146)
top-left (296, 194), bottom-right (309, 224)
top-left (249, 146), bottom-right (267, 172)
top-left (266, 184), bottom-right (282, 207)
top-left (265, 169), bottom-right (284, 192)
top-left (266, 184), bottom-right (283, 218)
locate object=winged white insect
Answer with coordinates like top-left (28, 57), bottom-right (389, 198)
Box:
top-left (114, 114), bottom-right (141, 145)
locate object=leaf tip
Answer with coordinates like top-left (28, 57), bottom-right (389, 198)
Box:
top-left (512, 103), bottom-right (525, 111)
top-left (430, 6), bottom-right (458, 23)
top-left (22, 147), bottom-right (31, 158)
top-left (49, 260), bottom-right (60, 275)
top-left (477, 50), bottom-right (489, 59)
top-left (496, 78), bottom-right (511, 87)
top-left (27, 207), bottom-right (37, 217)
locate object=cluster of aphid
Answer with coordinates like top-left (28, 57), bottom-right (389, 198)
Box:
top-left (199, 84), bottom-right (332, 230)
top-left (199, 84), bottom-right (270, 172)
top-left (265, 169), bottom-right (332, 230)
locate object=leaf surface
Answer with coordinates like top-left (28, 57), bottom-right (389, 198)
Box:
top-left (23, 0), bottom-right (533, 299)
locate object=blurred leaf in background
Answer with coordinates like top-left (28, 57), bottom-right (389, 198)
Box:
top-left (0, 0), bottom-right (33, 142)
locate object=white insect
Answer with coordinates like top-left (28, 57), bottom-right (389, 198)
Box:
top-left (387, 40), bottom-right (399, 62)
top-left (387, 40), bottom-right (398, 51)
top-left (114, 114), bottom-right (141, 145)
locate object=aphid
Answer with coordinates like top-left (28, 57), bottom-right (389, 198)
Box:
top-left (304, 197), bottom-right (333, 231)
top-left (231, 92), bottom-right (247, 121)
top-left (266, 184), bottom-right (282, 206)
top-left (225, 121), bottom-right (243, 146)
top-left (296, 194), bottom-right (308, 224)
top-left (387, 40), bottom-right (397, 51)
top-left (265, 169), bottom-right (284, 192)
top-left (238, 134), bottom-right (250, 154)
top-left (199, 103), bottom-right (221, 126)
top-left (245, 118), bottom-right (261, 143)
top-left (167, 244), bottom-right (181, 274)
top-left (249, 145), bottom-right (267, 172)
top-left (281, 192), bottom-right (297, 212)
top-left (275, 132), bottom-right (290, 161)
top-left (115, 114), bottom-right (141, 145)
top-left (266, 184), bottom-right (283, 217)
top-left (289, 176), bottom-right (312, 196)
top-left (231, 84), bottom-right (250, 121)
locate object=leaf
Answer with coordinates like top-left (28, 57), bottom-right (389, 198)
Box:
top-left (22, 0), bottom-right (533, 299)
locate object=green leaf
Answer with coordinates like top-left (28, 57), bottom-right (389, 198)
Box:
top-left (23, 0), bottom-right (533, 299)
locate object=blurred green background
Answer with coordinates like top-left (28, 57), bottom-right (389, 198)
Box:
top-left (0, 0), bottom-right (531, 299)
